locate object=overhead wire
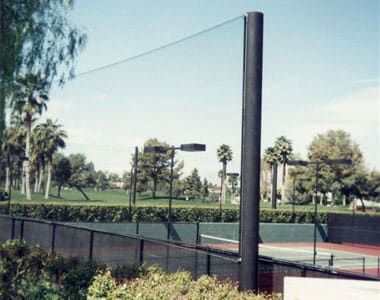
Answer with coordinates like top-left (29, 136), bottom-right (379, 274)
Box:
top-left (72, 15), bottom-right (244, 79)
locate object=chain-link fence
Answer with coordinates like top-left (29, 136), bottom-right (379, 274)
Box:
top-left (0, 214), bottom-right (378, 293)
top-left (328, 213), bottom-right (380, 246)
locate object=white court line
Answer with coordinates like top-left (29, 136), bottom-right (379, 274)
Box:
top-left (259, 244), bottom-right (332, 256)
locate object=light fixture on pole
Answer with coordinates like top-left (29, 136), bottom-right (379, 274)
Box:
top-left (287, 158), bottom-right (352, 265)
top-left (144, 143), bottom-right (206, 239)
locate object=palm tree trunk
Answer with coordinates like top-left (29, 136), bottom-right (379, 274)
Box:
top-left (38, 167), bottom-right (44, 193)
top-left (44, 159), bottom-right (52, 199)
top-left (5, 166), bottom-right (10, 193)
top-left (34, 169), bottom-right (39, 193)
top-left (25, 117), bottom-right (32, 200)
top-left (281, 162), bottom-right (286, 204)
top-left (21, 161), bottom-right (26, 194)
top-left (221, 162), bottom-right (227, 204)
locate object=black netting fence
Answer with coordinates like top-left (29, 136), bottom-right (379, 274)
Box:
top-left (0, 214), bottom-right (378, 293)
top-left (328, 213), bottom-right (380, 246)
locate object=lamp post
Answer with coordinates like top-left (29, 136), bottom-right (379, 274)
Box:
top-left (288, 159), bottom-right (352, 265)
top-left (144, 143), bottom-right (206, 239)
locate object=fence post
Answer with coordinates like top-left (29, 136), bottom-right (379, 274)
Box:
top-left (196, 222), bottom-right (200, 245)
top-left (89, 231), bottom-right (94, 262)
top-left (139, 239), bottom-right (144, 265)
top-left (206, 253), bottom-right (211, 275)
top-left (136, 221), bottom-right (140, 235)
top-left (329, 254), bottom-right (334, 268)
top-left (51, 223), bottom-right (56, 252)
top-left (362, 257), bottom-right (365, 274)
top-left (20, 220), bottom-right (24, 239)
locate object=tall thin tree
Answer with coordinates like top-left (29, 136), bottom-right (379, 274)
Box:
top-left (11, 74), bottom-right (49, 200)
top-left (217, 144), bottom-right (233, 204)
top-left (35, 119), bottom-right (67, 199)
top-left (274, 136), bottom-right (293, 203)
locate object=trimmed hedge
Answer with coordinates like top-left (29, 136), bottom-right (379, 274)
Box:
top-left (0, 203), bottom-right (328, 223)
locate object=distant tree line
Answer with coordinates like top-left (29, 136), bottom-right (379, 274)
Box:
top-left (263, 130), bottom-right (380, 210)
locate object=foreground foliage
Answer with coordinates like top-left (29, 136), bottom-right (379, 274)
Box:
top-left (1, 240), bottom-right (278, 299)
top-left (0, 239), bottom-right (142, 299)
top-left (88, 266), bottom-right (279, 300)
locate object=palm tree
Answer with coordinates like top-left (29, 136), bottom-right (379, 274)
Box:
top-left (31, 128), bottom-right (46, 193)
top-left (263, 146), bottom-right (281, 208)
top-left (217, 144), bottom-right (233, 204)
top-left (274, 136), bottom-right (293, 203)
top-left (11, 74), bottom-right (49, 200)
top-left (1, 126), bottom-right (24, 193)
top-left (35, 119), bottom-right (67, 199)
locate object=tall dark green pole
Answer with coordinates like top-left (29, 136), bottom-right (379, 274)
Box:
top-left (167, 146), bottom-right (175, 239)
top-left (239, 12), bottom-right (264, 292)
top-left (313, 162), bottom-right (319, 265)
top-left (128, 165), bottom-right (133, 221)
top-left (132, 146), bottom-right (138, 205)
top-left (271, 162), bottom-right (277, 209)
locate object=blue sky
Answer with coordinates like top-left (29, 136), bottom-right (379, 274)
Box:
top-left (45, 0), bottom-right (379, 183)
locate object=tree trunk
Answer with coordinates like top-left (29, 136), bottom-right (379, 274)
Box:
top-left (25, 118), bottom-right (32, 200)
top-left (57, 185), bottom-right (62, 198)
top-left (360, 197), bottom-right (366, 212)
top-left (75, 185), bottom-right (90, 200)
top-left (281, 162), bottom-right (287, 204)
top-left (34, 169), bottom-right (39, 193)
top-left (152, 179), bottom-right (157, 198)
top-left (21, 161), bottom-right (26, 194)
top-left (44, 160), bottom-right (52, 199)
top-left (271, 163), bottom-right (278, 209)
top-left (38, 167), bottom-right (44, 193)
top-left (221, 162), bottom-right (227, 204)
top-left (5, 166), bottom-right (10, 193)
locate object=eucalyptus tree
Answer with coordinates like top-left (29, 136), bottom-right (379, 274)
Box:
top-left (35, 119), bottom-right (67, 199)
top-left (11, 74), bottom-right (49, 200)
top-left (53, 154), bottom-right (71, 198)
top-left (0, 0), bottom-right (86, 148)
top-left (137, 138), bottom-right (184, 198)
top-left (307, 130), bottom-right (364, 205)
top-left (274, 136), bottom-right (293, 203)
top-left (216, 144), bottom-right (233, 204)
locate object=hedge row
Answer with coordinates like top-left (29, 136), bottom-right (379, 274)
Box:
top-left (0, 203), bottom-right (328, 223)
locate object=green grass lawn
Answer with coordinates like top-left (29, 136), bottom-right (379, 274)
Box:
top-left (8, 188), bottom-right (238, 208)
top-left (5, 187), bottom-right (361, 214)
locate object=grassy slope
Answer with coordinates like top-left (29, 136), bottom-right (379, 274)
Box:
top-left (4, 187), bottom-right (358, 213)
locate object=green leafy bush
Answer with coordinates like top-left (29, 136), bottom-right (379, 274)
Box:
top-left (0, 240), bottom-right (143, 299)
top-left (0, 239), bottom-right (61, 299)
top-left (87, 266), bottom-right (279, 300)
top-left (0, 203), bottom-right (328, 223)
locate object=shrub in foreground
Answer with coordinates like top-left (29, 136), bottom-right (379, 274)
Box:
top-left (87, 266), bottom-right (279, 300)
top-left (0, 240), bottom-right (143, 299)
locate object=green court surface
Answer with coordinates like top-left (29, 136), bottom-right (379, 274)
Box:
top-left (199, 234), bottom-right (380, 277)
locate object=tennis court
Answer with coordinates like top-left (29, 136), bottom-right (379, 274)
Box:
top-left (200, 234), bottom-right (380, 277)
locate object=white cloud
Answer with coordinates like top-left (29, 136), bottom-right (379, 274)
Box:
top-left (289, 87), bottom-right (380, 170)
top-left (43, 98), bottom-right (75, 121)
top-left (320, 87), bottom-right (379, 123)
top-left (349, 78), bottom-right (379, 85)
